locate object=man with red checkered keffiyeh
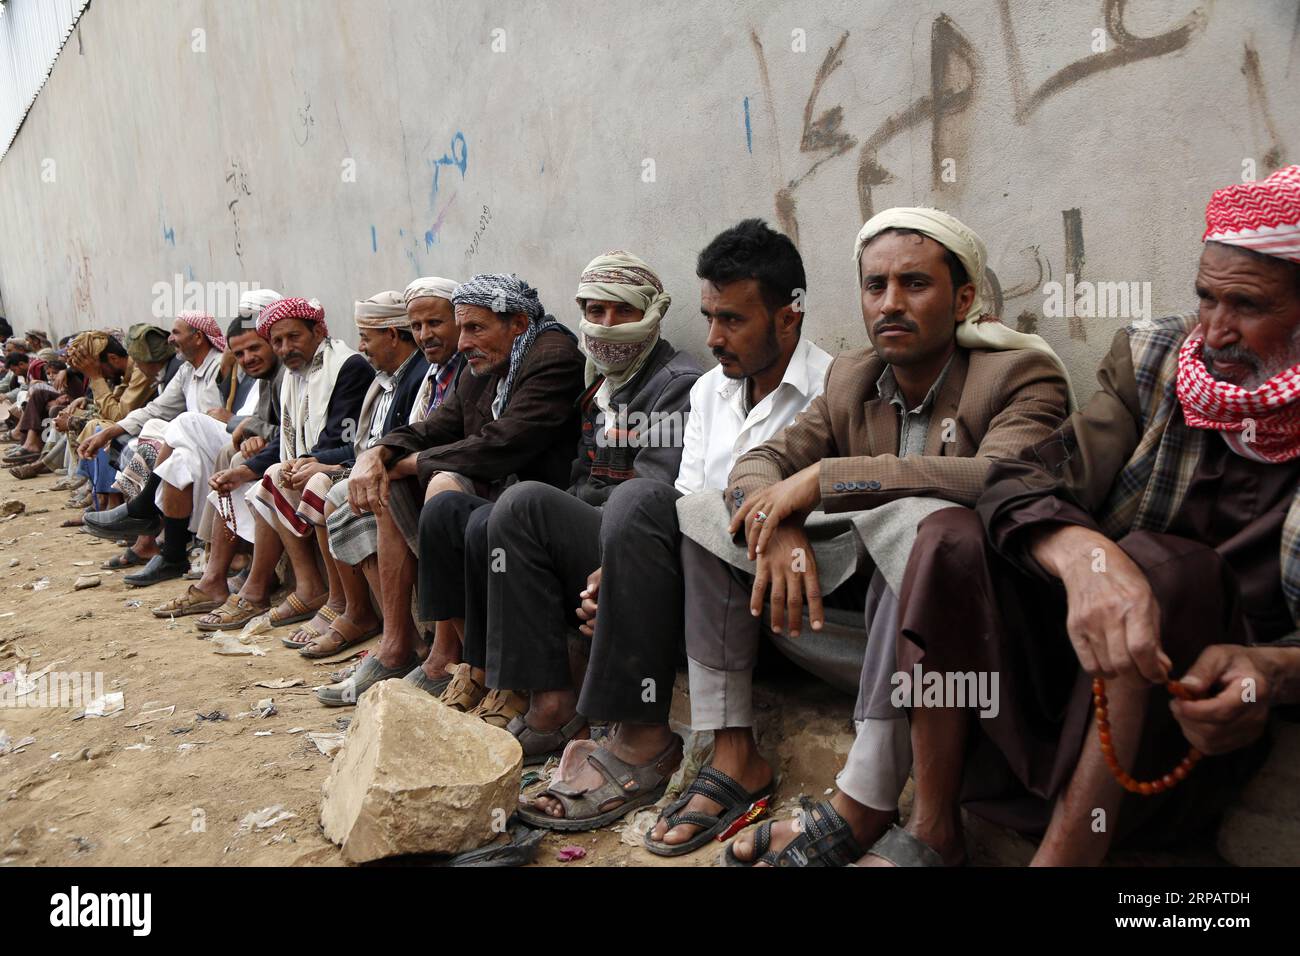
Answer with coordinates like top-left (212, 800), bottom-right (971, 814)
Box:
top-left (803, 167), bottom-right (1300, 870)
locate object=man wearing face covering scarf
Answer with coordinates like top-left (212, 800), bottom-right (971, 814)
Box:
top-left (398, 252), bottom-right (699, 770)
top-left (652, 208), bottom-right (1072, 863)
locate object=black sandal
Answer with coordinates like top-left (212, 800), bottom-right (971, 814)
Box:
top-left (643, 766), bottom-right (773, 858)
top-left (723, 796), bottom-right (864, 867)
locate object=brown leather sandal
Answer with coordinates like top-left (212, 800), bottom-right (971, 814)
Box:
top-left (195, 596), bottom-right (271, 632)
top-left (438, 662), bottom-right (488, 712)
top-left (281, 606), bottom-right (340, 648)
top-left (468, 688), bottom-right (529, 730)
top-left (516, 735), bottom-right (684, 831)
top-left (268, 591), bottom-right (327, 628)
top-left (152, 585), bottom-right (224, 618)
top-left (297, 614), bottom-right (381, 659)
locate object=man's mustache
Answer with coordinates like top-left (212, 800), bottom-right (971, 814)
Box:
top-left (1202, 342), bottom-right (1261, 375)
top-left (463, 349), bottom-right (489, 362)
top-left (710, 347), bottom-right (738, 363)
top-left (873, 317), bottom-right (919, 336)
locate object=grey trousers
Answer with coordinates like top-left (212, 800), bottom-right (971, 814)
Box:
top-left (683, 538), bottom-right (912, 811)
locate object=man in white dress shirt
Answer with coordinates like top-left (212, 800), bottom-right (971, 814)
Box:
top-left (519, 219), bottom-right (833, 830)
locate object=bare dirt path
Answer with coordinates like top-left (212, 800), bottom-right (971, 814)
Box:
top-left (0, 468), bottom-right (717, 867)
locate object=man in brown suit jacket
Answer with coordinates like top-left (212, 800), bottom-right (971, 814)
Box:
top-left (648, 208), bottom-right (1071, 864)
top-left (318, 273), bottom-right (585, 706)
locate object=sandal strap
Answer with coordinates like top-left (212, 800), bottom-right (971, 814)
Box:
top-left (659, 766), bottom-right (755, 831)
top-left (580, 736), bottom-right (681, 796)
top-left (684, 766), bottom-right (752, 809)
top-left (768, 798), bottom-right (865, 868)
top-left (863, 824), bottom-right (946, 868)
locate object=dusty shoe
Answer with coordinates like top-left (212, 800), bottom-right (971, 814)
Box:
top-left (403, 664), bottom-right (452, 697)
top-left (315, 653), bottom-right (416, 707)
top-left (50, 473), bottom-right (88, 492)
top-left (467, 688), bottom-right (529, 730)
top-left (438, 662), bottom-right (487, 712)
top-left (9, 460), bottom-right (51, 479)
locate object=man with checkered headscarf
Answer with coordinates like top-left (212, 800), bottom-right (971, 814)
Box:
top-left (865, 166), bottom-right (1300, 868)
top-left (314, 272), bottom-right (587, 707)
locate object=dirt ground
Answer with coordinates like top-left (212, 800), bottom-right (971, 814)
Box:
top-left (1, 466), bottom-right (1225, 869)
top-left (0, 467), bottom-right (774, 868)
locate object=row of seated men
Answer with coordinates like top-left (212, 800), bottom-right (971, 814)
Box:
top-left (5, 164), bottom-right (1300, 866)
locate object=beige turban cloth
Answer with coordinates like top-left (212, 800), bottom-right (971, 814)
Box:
top-left (574, 251), bottom-right (671, 419)
top-left (239, 288), bottom-right (284, 320)
top-left (404, 276), bottom-right (459, 306)
top-left (853, 207), bottom-right (1076, 407)
top-left (354, 290), bottom-right (410, 330)
top-left (69, 330), bottom-right (110, 363)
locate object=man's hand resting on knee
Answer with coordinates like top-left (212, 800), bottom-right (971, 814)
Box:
top-left (1030, 524), bottom-right (1171, 684)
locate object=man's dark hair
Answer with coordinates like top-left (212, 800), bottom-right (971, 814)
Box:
top-left (58, 334), bottom-right (74, 348)
top-left (225, 316), bottom-right (260, 344)
top-left (697, 218), bottom-right (807, 322)
top-left (99, 337), bottom-right (129, 362)
top-left (0, 319), bottom-right (12, 340)
top-left (861, 227), bottom-right (971, 291)
top-left (396, 328), bottom-right (416, 346)
top-left (4, 352), bottom-right (27, 368)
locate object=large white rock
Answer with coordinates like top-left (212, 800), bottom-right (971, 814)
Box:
top-left (320, 680), bottom-right (522, 862)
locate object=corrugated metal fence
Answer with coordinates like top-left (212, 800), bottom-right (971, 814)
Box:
top-left (0, 0), bottom-right (91, 162)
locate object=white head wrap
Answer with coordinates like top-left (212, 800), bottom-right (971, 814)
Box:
top-left (853, 207), bottom-right (1075, 407)
top-left (354, 290), bottom-right (409, 330)
top-left (238, 288), bottom-right (284, 320)
top-left (403, 277), bottom-right (460, 306)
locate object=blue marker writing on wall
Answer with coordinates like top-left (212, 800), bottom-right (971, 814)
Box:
top-left (429, 131), bottom-right (468, 207)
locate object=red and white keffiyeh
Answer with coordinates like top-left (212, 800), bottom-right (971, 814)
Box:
top-left (1176, 329), bottom-right (1300, 462)
top-left (177, 310), bottom-right (226, 351)
top-left (1203, 165), bottom-right (1300, 264)
top-left (256, 297), bottom-right (328, 340)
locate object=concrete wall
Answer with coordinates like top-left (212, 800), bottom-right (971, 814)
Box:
top-left (0, 0), bottom-right (1295, 390)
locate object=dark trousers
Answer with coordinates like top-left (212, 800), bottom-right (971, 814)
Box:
top-left (418, 489), bottom-right (492, 626)
top-left (442, 478), bottom-right (685, 722)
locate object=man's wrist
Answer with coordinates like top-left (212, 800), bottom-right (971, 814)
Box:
top-left (1249, 645), bottom-right (1300, 705)
top-left (1029, 523), bottom-right (1107, 580)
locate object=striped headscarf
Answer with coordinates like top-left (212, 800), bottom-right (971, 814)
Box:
top-left (178, 310), bottom-right (226, 351)
top-left (1204, 164), bottom-right (1300, 264)
top-left (452, 273), bottom-right (573, 413)
top-left (257, 297), bottom-right (329, 340)
top-left (574, 250), bottom-right (670, 412)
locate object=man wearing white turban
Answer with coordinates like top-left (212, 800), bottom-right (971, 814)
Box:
top-left (650, 208), bottom-right (1072, 862)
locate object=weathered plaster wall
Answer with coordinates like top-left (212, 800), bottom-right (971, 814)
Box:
top-left (0, 0), bottom-right (1295, 390)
